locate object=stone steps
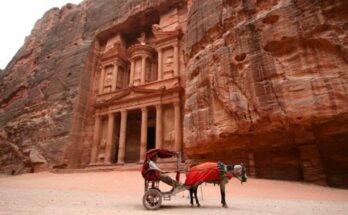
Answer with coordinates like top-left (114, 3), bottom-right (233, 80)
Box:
top-left (51, 162), bottom-right (186, 174)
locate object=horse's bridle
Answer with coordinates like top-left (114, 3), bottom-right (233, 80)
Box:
top-left (230, 163), bottom-right (248, 183)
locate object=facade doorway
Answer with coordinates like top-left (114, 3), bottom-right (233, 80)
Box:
top-left (125, 109), bottom-right (141, 163)
top-left (147, 127), bottom-right (156, 150)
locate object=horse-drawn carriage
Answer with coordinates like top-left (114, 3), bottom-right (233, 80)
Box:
top-left (141, 149), bottom-right (247, 210)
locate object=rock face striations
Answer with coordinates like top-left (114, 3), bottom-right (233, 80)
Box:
top-left (0, 0), bottom-right (347, 188)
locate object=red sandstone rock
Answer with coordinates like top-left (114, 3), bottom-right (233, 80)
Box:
top-left (0, 0), bottom-right (347, 188)
top-left (184, 0), bottom-right (348, 188)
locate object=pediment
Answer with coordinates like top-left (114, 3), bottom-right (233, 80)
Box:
top-left (101, 43), bottom-right (127, 61)
top-left (97, 86), bottom-right (166, 106)
top-left (152, 24), bottom-right (183, 43)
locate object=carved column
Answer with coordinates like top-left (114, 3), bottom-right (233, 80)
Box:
top-left (157, 49), bottom-right (163, 80)
top-left (174, 102), bottom-right (182, 152)
top-left (173, 45), bottom-right (179, 76)
top-left (141, 56), bottom-right (146, 84)
top-left (104, 113), bottom-right (115, 164)
top-left (153, 60), bottom-right (157, 81)
top-left (112, 63), bottom-right (118, 91)
top-left (90, 114), bottom-right (101, 164)
top-left (130, 59), bottom-right (134, 86)
top-left (140, 107), bottom-right (148, 162)
top-left (98, 67), bottom-right (105, 94)
top-left (117, 110), bottom-right (128, 164)
top-left (156, 104), bottom-right (163, 149)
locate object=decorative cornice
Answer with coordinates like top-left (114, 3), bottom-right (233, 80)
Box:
top-left (128, 44), bottom-right (156, 58)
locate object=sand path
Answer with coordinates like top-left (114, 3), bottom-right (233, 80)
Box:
top-left (0, 171), bottom-right (347, 215)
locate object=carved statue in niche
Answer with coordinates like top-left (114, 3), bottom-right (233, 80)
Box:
top-left (98, 138), bottom-right (107, 162)
top-left (137, 32), bottom-right (147, 45)
top-left (165, 56), bottom-right (173, 70)
top-left (103, 70), bottom-right (113, 93)
top-left (163, 48), bottom-right (174, 73)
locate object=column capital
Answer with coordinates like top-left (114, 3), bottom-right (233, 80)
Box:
top-left (156, 104), bottom-right (162, 109)
top-left (130, 57), bottom-right (136, 62)
top-left (101, 64), bottom-right (109, 69)
top-left (141, 106), bottom-right (148, 112)
top-left (173, 101), bottom-right (180, 107)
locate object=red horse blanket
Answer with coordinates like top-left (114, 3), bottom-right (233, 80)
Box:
top-left (185, 162), bottom-right (233, 186)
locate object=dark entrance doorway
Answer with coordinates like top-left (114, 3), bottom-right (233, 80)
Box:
top-left (147, 127), bottom-right (156, 150)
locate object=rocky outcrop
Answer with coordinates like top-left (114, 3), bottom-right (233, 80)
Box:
top-left (0, 0), bottom-right (347, 188)
top-left (184, 0), bottom-right (348, 188)
top-left (0, 0), bottom-right (182, 173)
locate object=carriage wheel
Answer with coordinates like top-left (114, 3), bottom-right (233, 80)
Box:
top-left (142, 189), bottom-right (162, 210)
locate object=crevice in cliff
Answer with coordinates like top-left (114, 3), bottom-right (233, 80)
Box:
top-left (0, 86), bottom-right (28, 109)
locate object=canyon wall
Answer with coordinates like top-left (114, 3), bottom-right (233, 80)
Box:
top-left (0, 0), bottom-right (347, 188)
top-left (0, 0), bottom-right (182, 172)
top-left (184, 0), bottom-right (348, 188)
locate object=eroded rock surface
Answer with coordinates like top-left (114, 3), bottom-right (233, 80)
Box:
top-left (0, 0), bottom-right (177, 172)
top-left (0, 0), bottom-right (347, 188)
top-left (184, 0), bottom-right (348, 187)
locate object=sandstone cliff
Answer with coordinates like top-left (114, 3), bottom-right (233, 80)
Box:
top-left (184, 0), bottom-right (348, 187)
top-left (0, 0), bottom-right (181, 173)
top-left (0, 0), bottom-right (347, 188)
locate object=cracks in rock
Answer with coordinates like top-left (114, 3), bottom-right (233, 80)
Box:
top-left (81, 8), bottom-right (88, 41)
top-left (292, 0), bottom-right (304, 13)
top-left (211, 43), bottom-right (258, 124)
top-left (0, 86), bottom-right (28, 109)
top-left (271, 57), bottom-right (289, 81)
top-left (186, 0), bottom-right (224, 58)
top-left (269, 78), bottom-right (289, 124)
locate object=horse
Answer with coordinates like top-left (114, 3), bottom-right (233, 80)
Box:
top-left (185, 162), bottom-right (247, 208)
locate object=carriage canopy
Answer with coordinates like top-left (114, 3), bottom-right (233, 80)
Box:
top-left (145, 149), bottom-right (177, 161)
top-left (142, 149), bottom-right (178, 181)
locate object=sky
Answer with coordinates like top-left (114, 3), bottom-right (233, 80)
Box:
top-left (0, 0), bottom-right (84, 70)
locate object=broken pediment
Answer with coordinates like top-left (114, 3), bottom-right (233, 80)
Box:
top-left (100, 43), bottom-right (127, 62)
top-left (152, 24), bottom-right (183, 44)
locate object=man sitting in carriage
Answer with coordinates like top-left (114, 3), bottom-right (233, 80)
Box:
top-left (141, 149), bottom-right (182, 191)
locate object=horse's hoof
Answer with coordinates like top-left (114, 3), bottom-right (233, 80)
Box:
top-left (190, 204), bottom-right (193, 207)
top-left (197, 204), bottom-right (201, 207)
top-left (222, 204), bottom-right (228, 208)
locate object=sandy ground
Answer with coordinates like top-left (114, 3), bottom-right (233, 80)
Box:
top-left (0, 171), bottom-right (347, 215)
